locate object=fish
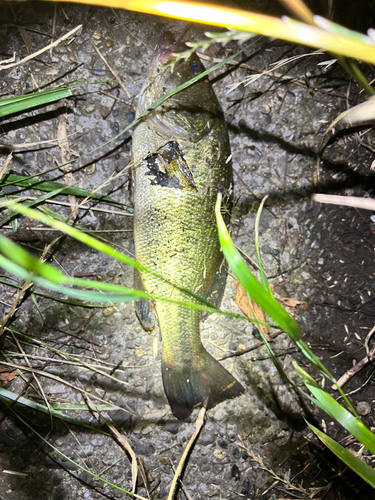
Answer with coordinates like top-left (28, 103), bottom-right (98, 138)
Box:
top-left (132, 37), bottom-right (244, 420)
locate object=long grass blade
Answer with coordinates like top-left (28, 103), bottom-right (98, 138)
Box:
top-left (0, 41), bottom-right (252, 197)
top-left (0, 237), bottom-right (249, 320)
top-left (215, 192), bottom-right (300, 337)
top-left (0, 387), bottom-right (110, 435)
top-left (295, 363), bottom-right (374, 453)
top-left (307, 422), bottom-right (375, 489)
top-left (0, 174), bottom-right (132, 210)
top-left (0, 277), bottom-right (103, 308)
top-left (0, 87), bottom-right (72, 117)
top-left (49, 0), bottom-right (375, 65)
top-left (0, 201), bottom-right (230, 308)
top-left (3, 401), bottom-right (146, 499)
top-left (0, 187), bottom-right (72, 227)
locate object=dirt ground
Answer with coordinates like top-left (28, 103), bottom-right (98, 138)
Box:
top-left (0, 2), bottom-right (375, 500)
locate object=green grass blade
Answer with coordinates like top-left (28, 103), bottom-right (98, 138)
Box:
top-left (295, 363), bottom-right (374, 451)
top-left (0, 174), bottom-right (132, 211)
top-left (0, 234), bottom-right (63, 282)
top-left (0, 189), bottom-right (19, 232)
top-left (0, 236), bottom-right (250, 320)
top-left (0, 277), bottom-right (103, 308)
top-left (0, 87), bottom-right (72, 117)
top-left (0, 387), bottom-right (110, 435)
top-left (307, 422), bottom-right (375, 489)
top-left (0, 201), bottom-right (223, 308)
top-left (0, 187), bottom-right (71, 227)
top-left (215, 192), bottom-right (300, 338)
top-left (254, 196), bottom-right (270, 292)
top-left (105, 2), bottom-right (375, 64)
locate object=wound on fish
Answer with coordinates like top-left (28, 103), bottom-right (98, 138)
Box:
top-left (145, 141), bottom-right (196, 190)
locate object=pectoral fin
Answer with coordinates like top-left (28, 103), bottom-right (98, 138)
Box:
top-left (134, 269), bottom-right (155, 332)
top-left (201, 261), bottom-right (228, 321)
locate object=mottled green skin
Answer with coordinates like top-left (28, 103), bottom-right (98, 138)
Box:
top-left (132, 44), bottom-right (242, 418)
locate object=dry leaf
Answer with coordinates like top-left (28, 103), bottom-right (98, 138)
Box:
top-left (279, 298), bottom-right (302, 307)
top-left (234, 281), bottom-right (272, 341)
top-left (18, 27), bottom-right (33, 54)
top-left (278, 297), bottom-right (308, 314)
top-left (0, 366), bottom-right (20, 382)
top-left (105, 419), bottom-right (138, 493)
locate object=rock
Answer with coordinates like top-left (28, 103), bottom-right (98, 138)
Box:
top-left (356, 401), bottom-right (371, 416)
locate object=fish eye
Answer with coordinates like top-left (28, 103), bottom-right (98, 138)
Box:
top-left (190, 62), bottom-right (200, 74)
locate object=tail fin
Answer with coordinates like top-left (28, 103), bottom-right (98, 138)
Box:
top-left (162, 349), bottom-right (244, 420)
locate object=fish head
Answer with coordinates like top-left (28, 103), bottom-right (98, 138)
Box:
top-left (138, 41), bottom-right (222, 142)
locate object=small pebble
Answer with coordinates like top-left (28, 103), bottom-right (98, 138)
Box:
top-left (110, 122), bottom-right (120, 134)
top-left (103, 306), bottom-right (115, 317)
top-left (16, 131), bottom-right (26, 140)
top-left (91, 69), bottom-right (106, 76)
top-left (213, 448), bottom-right (225, 460)
top-left (290, 233), bottom-right (299, 245)
top-left (159, 456), bottom-right (169, 465)
top-left (164, 421), bottom-right (179, 434)
top-left (217, 439), bottom-right (228, 449)
top-left (356, 401), bottom-right (371, 416)
top-left (200, 432), bottom-right (215, 446)
top-left (240, 478), bottom-right (250, 495)
top-left (126, 111), bottom-right (135, 123)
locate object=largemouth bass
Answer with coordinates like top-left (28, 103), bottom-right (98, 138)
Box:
top-left (132, 38), bottom-right (244, 419)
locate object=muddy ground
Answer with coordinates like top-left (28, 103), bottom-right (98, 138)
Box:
top-left (0, 2), bottom-right (375, 500)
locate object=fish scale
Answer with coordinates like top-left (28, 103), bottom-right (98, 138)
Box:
top-left (132, 40), bottom-right (244, 419)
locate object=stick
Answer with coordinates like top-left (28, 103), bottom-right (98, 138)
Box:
top-left (0, 25), bottom-right (82, 70)
top-left (313, 193), bottom-right (375, 211)
top-left (333, 325), bottom-right (375, 389)
top-left (167, 407), bottom-right (206, 500)
top-left (91, 42), bottom-right (131, 98)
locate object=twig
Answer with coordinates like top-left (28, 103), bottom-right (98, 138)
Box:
top-left (85, 396), bottom-right (138, 493)
top-left (50, 3), bottom-right (57, 58)
top-left (169, 460), bottom-right (194, 500)
top-left (218, 331), bottom-right (283, 360)
top-left (139, 457), bottom-right (153, 500)
top-left (167, 407), bottom-right (206, 500)
top-left (91, 41), bottom-right (131, 98)
top-left (9, 330), bottom-right (53, 423)
top-left (0, 359), bottom-right (126, 409)
top-left (333, 325), bottom-right (375, 389)
top-left (238, 437), bottom-right (310, 496)
top-left (0, 153), bottom-right (13, 178)
top-left (104, 418), bottom-right (138, 493)
top-left (3, 196), bottom-right (132, 216)
top-left (0, 25), bottom-right (82, 70)
top-left (313, 193), bottom-right (375, 211)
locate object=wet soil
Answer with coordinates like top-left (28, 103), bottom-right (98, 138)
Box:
top-left (0, 2), bottom-right (375, 500)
